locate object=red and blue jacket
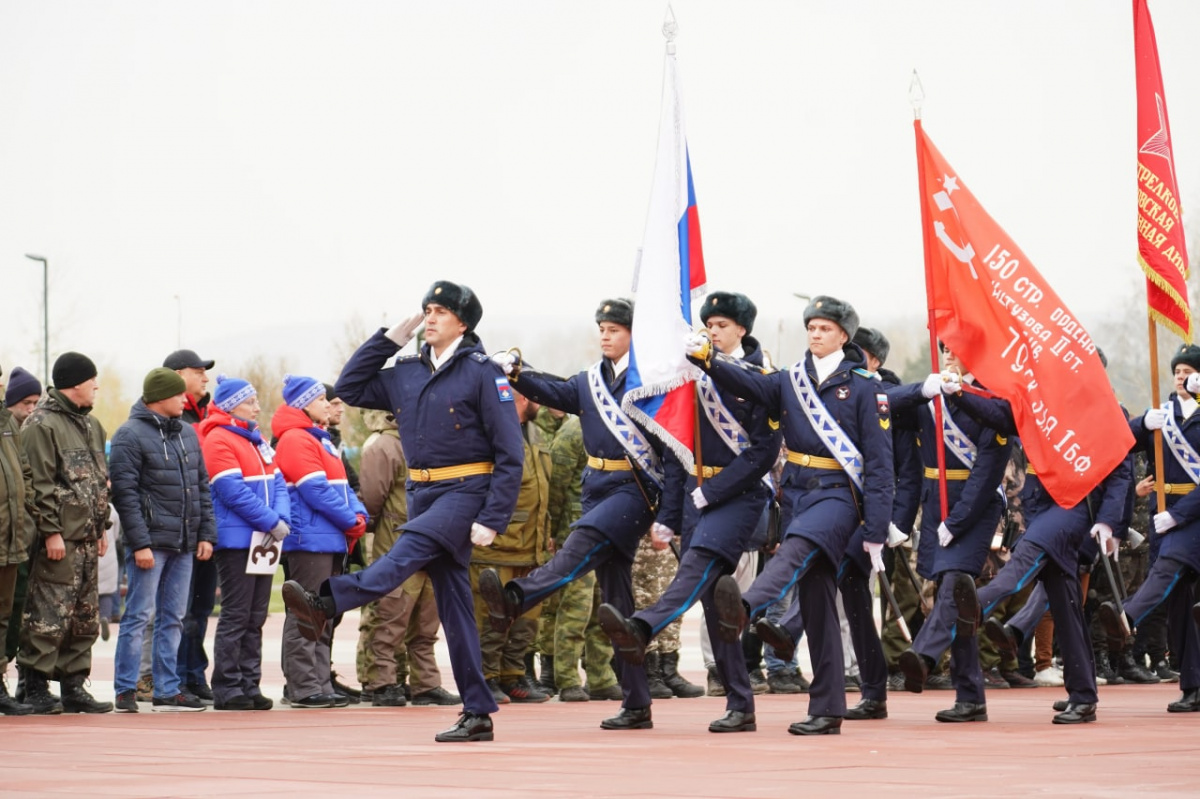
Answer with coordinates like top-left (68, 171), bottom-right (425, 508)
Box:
top-left (271, 405), bottom-right (366, 554)
top-left (198, 408), bottom-right (290, 551)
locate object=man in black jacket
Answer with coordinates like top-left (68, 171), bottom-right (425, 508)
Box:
top-left (110, 368), bottom-right (216, 712)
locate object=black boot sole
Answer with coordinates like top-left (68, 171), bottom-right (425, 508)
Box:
top-left (597, 604), bottom-right (647, 666)
top-left (478, 570), bottom-right (517, 633)
top-left (713, 576), bottom-right (747, 644)
top-left (754, 618), bottom-right (796, 663)
top-left (952, 573), bottom-right (979, 639)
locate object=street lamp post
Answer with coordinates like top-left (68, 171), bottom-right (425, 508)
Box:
top-left (24, 254), bottom-right (49, 384)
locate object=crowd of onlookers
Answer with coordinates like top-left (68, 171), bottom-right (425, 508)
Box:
top-left (0, 345), bottom-right (1180, 717)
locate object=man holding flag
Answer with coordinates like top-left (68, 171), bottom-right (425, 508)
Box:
top-left (696, 296), bottom-right (895, 736)
top-left (482, 299), bottom-right (685, 731)
top-left (598, 291), bottom-right (780, 734)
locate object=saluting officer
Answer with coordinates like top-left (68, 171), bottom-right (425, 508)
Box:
top-left (282, 281), bottom-right (524, 743)
top-left (481, 298), bottom-right (685, 731)
top-left (698, 295), bottom-right (894, 736)
top-left (891, 344), bottom-right (1011, 723)
top-left (597, 291), bottom-right (781, 734)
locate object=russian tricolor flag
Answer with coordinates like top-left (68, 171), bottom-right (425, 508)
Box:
top-left (622, 20), bottom-right (707, 470)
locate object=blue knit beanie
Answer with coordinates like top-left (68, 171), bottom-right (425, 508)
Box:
top-left (5, 366), bottom-right (42, 406)
top-left (282, 374), bottom-right (324, 409)
top-left (213, 374), bottom-right (257, 413)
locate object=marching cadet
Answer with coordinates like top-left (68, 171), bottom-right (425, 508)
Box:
top-left (699, 295), bottom-right (894, 736)
top-left (598, 291), bottom-right (780, 733)
top-left (481, 298), bottom-right (685, 730)
top-left (1101, 344), bottom-right (1200, 714)
top-left (282, 281), bottom-right (525, 743)
top-left (946, 365), bottom-right (1130, 725)
top-left (891, 344), bottom-right (1011, 723)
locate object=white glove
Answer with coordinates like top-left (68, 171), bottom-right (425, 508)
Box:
top-left (920, 374), bottom-right (942, 399)
top-left (938, 371), bottom-right (962, 394)
top-left (937, 521), bottom-right (954, 548)
top-left (1153, 511), bottom-right (1178, 535)
top-left (1144, 408), bottom-right (1170, 430)
top-left (1188, 373), bottom-right (1200, 394)
top-left (386, 311), bottom-right (425, 348)
top-left (684, 332), bottom-right (711, 358)
top-left (268, 519), bottom-right (290, 542)
top-left (864, 540), bottom-right (886, 574)
top-left (1090, 523), bottom-right (1113, 559)
top-left (691, 486), bottom-right (709, 510)
top-left (887, 523), bottom-right (910, 548)
top-left (651, 522), bottom-right (674, 543)
top-left (470, 522), bottom-right (498, 547)
top-left (921, 372), bottom-right (961, 398)
top-left (491, 351), bottom-right (517, 376)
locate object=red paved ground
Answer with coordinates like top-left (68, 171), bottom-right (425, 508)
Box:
top-left (3, 610), bottom-right (1199, 797)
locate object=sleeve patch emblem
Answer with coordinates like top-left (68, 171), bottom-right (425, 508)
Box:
top-left (495, 377), bottom-right (515, 402)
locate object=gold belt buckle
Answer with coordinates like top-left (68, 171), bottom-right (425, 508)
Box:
top-left (799, 453), bottom-right (811, 466)
top-left (418, 468), bottom-right (431, 481)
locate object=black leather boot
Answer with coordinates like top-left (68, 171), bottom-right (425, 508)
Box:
top-left (0, 676), bottom-right (33, 716)
top-left (538, 654), bottom-right (557, 696)
top-left (645, 653), bottom-right (674, 699)
top-left (61, 674), bottom-right (113, 714)
top-left (661, 651), bottom-right (704, 698)
top-left (23, 671), bottom-right (63, 715)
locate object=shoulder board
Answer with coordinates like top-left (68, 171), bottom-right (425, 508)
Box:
top-left (471, 352), bottom-right (489, 363)
top-left (851, 368), bottom-right (873, 378)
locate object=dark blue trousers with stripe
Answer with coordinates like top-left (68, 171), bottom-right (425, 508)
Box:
top-left (634, 545), bottom-right (754, 713)
top-left (508, 525), bottom-right (650, 710)
top-left (912, 572), bottom-right (986, 704)
top-left (977, 541), bottom-right (1097, 704)
top-left (743, 535), bottom-right (845, 717)
top-left (1124, 556), bottom-right (1200, 693)
top-left (1005, 581), bottom-right (1048, 643)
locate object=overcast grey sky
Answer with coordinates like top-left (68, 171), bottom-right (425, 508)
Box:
top-left (2, 1), bottom-right (1197, 394)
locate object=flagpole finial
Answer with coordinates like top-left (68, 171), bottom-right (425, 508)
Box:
top-left (909, 70), bottom-right (925, 120)
top-left (663, 4), bottom-right (678, 54)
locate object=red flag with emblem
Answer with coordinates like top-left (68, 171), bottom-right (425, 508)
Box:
top-left (1135, 0), bottom-right (1191, 341)
top-left (915, 120), bottom-right (1133, 507)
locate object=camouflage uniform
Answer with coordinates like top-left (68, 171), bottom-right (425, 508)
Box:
top-left (536, 416), bottom-right (617, 690)
top-left (0, 400), bottom-right (36, 678)
top-left (17, 389), bottom-right (109, 681)
top-left (353, 410), bottom-right (443, 694)
top-left (632, 536), bottom-right (682, 655)
top-left (469, 419), bottom-right (551, 682)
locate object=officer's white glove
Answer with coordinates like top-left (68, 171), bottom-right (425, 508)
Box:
top-left (1090, 522), bottom-right (1114, 559)
top-left (691, 486), bottom-right (709, 510)
top-left (1144, 408), bottom-right (1170, 430)
top-left (470, 522), bottom-right (498, 547)
top-left (887, 523), bottom-right (910, 548)
top-left (268, 519), bottom-right (290, 542)
top-left (937, 521), bottom-right (954, 547)
top-left (1153, 511), bottom-right (1178, 535)
top-left (491, 351), bottom-right (517, 376)
top-left (386, 312), bottom-right (425, 348)
top-left (684, 332), bottom-right (711, 360)
top-left (651, 522), bottom-right (674, 543)
top-left (921, 372), bottom-right (962, 398)
top-left (1188, 373), bottom-right (1200, 394)
top-left (864, 540), bottom-right (886, 574)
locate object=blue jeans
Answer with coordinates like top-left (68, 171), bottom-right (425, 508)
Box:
top-left (114, 549), bottom-right (194, 698)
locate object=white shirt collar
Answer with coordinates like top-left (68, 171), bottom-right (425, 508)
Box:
top-left (730, 345), bottom-right (745, 360)
top-left (430, 335), bottom-right (465, 371)
top-left (1182, 396), bottom-right (1198, 420)
top-left (812, 349), bottom-right (844, 385)
top-left (610, 351), bottom-right (630, 380)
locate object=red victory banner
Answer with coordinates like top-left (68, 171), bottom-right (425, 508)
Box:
top-left (915, 121), bottom-right (1134, 507)
top-left (1135, 0), bottom-right (1190, 341)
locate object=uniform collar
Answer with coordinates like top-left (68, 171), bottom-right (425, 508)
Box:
top-left (812, 349), bottom-right (843, 385)
top-left (609, 352), bottom-right (630, 381)
top-left (430, 335), bottom-right (465, 371)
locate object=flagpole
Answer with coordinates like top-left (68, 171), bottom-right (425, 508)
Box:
top-left (1148, 316), bottom-right (1167, 513)
top-left (911, 72), bottom-right (949, 519)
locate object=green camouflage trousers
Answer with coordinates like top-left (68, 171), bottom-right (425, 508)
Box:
top-left (633, 535), bottom-right (680, 655)
top-left (18, 539), bottom-right (99, 679)
top-left (470, 564), bottom-right (541, 682)
top-left (536, 571), bottom-right (617, 690)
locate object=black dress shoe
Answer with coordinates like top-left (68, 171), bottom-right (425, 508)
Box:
top-left (845, 698), bottom-right (888, 720)
top-left (709, 710), bottom-right (756, 732)
top-left (1167, 688), bottom-right (1200, 713)
top-left (713, 576), bottom-right (748, 644)
top-left (597, 604), bottom-right (648, 665)
top-left (600, 706), bottom-right (653, 730)
top-left (897, 649), bottom-right (929, 694)
top-left (292, 694), bottom-right (334, 708)
top-left (1052, 702), bottom-right (1096, 724)
top-left (411, 686), bottom-right (462, 706)
top-left (983, 616), bottom-right (1020, 656)
top-left (935, 702), bottom-right (987, 723)
top-left (788, 715), bottom-right (842, 735)
top-left (479, 569), bottom-right (520, 633)
top-left (434, 712), bottom-right (494, 742)
top-left (1052, 699), bottom-right (1070, 712)
top-left (281, 581), bottom-right (333, 643)
top-left (754, 618), bottom-right (796, 663)
top-left (952, 572), bottom-right (979, 638)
